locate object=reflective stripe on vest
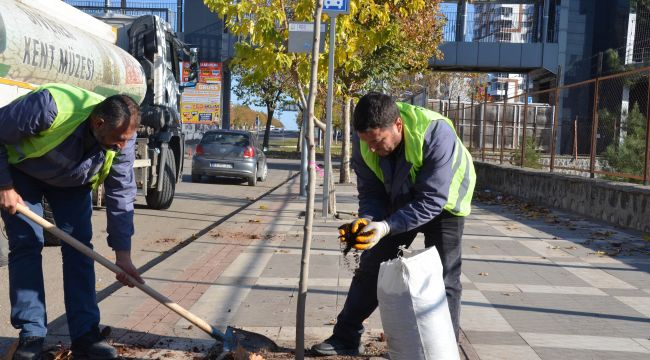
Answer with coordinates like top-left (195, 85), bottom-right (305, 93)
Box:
top-left (359, 102), bottom-right (476, 216)
top-left (5, 83), bottom-right (116, 190)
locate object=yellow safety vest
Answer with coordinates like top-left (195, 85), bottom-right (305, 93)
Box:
top-left (360, 102), bottom-right (476, 216)
top-left (5, 83), bottom-right (116, 191)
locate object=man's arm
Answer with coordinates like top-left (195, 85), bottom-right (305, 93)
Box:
top-left (0, 90), bottom-right (57, 213)
top-left (351, 134), bottom-right (389, 221)
top-left (103, 135), bottom-right (143, 286)
top-left (103, 135), bottom-right (137, 251)
top-left (385, 121), bottom-right (457, 235)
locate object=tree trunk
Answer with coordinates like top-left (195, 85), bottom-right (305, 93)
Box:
top-left (328, 166), bottom-right (337, 215)
top-left (339, 96), bottom-right (352, 184)
top-left (296, 0), bottom-right (323, 357)
top-left (263, 105), bottom-right (275, 151)
top-left (297, 112), bottom-right (303, 152)
top-left (295, 81), bottom-right (327, 132)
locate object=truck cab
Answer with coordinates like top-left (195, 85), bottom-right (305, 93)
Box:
top-left (98, 13), bottom-right (199, 209)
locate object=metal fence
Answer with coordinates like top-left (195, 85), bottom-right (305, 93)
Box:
top-left (429, 66), bottom-right (650, 185)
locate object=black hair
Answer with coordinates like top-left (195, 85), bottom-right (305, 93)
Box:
top-left (352, 92), bottom-right (400, 132)
top-left (91, 95), bottom-right (140, 130)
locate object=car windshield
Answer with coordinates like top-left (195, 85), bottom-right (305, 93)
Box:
top-left (202, 133), bottom-right (249, 146)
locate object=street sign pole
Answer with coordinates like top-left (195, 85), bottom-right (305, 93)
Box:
top-left (321, 0), bottom-right (349, 218)
top-left (300, 111), bottom-right (308, 197)
top-left (322, 14), bottom-right (336, 218)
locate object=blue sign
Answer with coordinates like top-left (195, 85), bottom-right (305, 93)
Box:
top-left (323, 0), bottom-right (350, 14)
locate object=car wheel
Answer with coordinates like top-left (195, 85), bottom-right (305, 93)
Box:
top-left (258, 161), bottom-right (268, 182)
top-left (191, 174), bottom-right (202, 183)
top-left (248, 166), bottom-right (258, 186)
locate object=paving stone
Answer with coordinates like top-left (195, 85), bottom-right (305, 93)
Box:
top-left (464, 331), bottom-right (527, 345)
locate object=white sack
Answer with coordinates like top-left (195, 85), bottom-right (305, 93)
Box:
top-left (377, 247), bottom-right (460, 360)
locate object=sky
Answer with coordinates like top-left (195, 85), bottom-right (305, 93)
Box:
top-left (230, 77), bottom-right (300, 130)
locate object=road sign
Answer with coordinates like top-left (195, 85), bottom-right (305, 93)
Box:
top-left (288, 22), bottom-right (327, 53)
top-left (323, 0), bottom-right (350, 15)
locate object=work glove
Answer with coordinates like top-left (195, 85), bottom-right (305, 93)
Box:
top-left (339, 218), bottom-right (369, 254)
top-left (354, 221), bottom-right (390, 250)
top-left (338, 218), bottom-right (369, 242)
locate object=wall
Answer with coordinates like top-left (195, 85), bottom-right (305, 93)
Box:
top-left (475, 161), bottom-right (650, 233)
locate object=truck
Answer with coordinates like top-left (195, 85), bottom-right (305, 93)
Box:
top-left (0, 0), bottom-right (198, 211)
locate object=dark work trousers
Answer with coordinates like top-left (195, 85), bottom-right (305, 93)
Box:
top-left (333, 210), bottom-right (464, 344)
top-left (0, 168), bottom-right (98, 340)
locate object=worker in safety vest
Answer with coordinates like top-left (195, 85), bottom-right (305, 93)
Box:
top-left (312, 92), bottom-right (476, 356)
top-left (0, 83), bottom-right (144, 360)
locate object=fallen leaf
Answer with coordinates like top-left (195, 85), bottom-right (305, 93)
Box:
top-left (478, 272), bottom-right (489, 276)
top-left (643, 233), bottom-right (650, 242)
top-left (565, 246), bottom-right (578, 250)
top-left (471, 245), bottom-right (480, 249)
top-left (259, 205), bottom-right (269, 210)
top-left (501, 293), bottom-right (511, 296)
top-left (248, 219), bottom-right (261, 223)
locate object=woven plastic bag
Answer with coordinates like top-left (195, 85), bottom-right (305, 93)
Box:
top-left (377, 247), bottom-right (460, 360)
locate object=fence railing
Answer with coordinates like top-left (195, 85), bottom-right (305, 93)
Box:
top-left (429, 66), bottom-right (650, 185)
top-left (64, 1), bottom-right (179, 31)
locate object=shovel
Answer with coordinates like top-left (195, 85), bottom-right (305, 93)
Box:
top-left (15, 203), bottom-right (277, 354)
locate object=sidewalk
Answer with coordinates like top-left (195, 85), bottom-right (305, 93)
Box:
top-left (8, 171), bottom-right (650, 359)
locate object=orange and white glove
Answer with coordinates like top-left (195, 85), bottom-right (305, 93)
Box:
top-left (338, 218), bottom-right (369, 243)
top-left (354, 221), bottom-right (390, 250)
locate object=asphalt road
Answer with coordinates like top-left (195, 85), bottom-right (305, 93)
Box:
top-left (0, 157), bottom-right (300, 340)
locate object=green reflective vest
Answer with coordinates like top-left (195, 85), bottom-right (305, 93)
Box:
top-left (5, 83), bottom-right (116, 191)
top-left (360, 102), bottom-right (476, 216)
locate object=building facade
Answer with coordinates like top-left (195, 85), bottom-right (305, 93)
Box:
top-left (472, 3), bottom-right (535, 102)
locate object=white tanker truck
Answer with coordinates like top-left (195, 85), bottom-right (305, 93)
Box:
top-left (0, 0), bottom-right (198, 210)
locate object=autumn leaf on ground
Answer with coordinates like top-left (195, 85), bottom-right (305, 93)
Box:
top-left (259, 205), bottom-right (268, 210)
top-left (248, 219), bottom-right (261, 223)
top-left (478, 272), bottom-right (489, 276)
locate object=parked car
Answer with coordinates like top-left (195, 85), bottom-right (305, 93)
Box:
top-left (191, 130), bottom-right (268, 186)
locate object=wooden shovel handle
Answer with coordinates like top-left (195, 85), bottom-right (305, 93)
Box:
top-left (15, 203), bottom-right (223, 340)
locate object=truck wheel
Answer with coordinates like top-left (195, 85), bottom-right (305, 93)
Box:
top-left (43, 198), bottom-right (61, 247)
top-left (146, 147), bottom-right (176, 210)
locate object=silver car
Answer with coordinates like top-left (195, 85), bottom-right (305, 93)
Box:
top-left (191, 130), bottom-right (268, 186)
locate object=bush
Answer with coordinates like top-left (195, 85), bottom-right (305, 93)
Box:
top-left (511, 136), bottom-right (543, 169)
top-left (602, 103), bottom-right (647, 180)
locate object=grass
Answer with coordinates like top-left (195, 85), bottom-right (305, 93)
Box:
top-left (267, 138), bottom-right (345, 159)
